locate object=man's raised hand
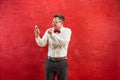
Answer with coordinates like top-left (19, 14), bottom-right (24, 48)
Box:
top-left (34, 25), bottom-right (40, 37)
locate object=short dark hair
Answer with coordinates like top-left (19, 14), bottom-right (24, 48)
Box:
top-left (53, 14), bottom-right (65, 22)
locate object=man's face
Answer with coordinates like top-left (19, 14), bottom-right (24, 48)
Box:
top-left (52, 17), bottom-right (63, 29)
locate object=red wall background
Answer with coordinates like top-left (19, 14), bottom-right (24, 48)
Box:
top-left (0, 0), bottom-right (120, 80)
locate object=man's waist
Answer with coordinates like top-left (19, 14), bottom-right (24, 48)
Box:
top-left (48, 56), bottom-right (67, 61)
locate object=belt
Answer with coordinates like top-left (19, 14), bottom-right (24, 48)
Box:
top-left (48, 56), bottom-right (67, 61)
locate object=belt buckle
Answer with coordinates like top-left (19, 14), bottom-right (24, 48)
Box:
top-left (52, 57), bottom-right (55, 61)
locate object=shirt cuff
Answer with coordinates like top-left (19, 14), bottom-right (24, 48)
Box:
top-left (35, 36), bottom-right (41, 41)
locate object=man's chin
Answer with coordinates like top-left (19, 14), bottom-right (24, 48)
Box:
top-left (53, 26), bottom-right (58, 29)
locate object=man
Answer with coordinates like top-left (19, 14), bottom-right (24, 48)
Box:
top-left (34, 14), bottom-right (72, 80)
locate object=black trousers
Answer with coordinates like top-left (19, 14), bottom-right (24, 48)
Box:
top-left (45, 59), bottom-right (68, 80)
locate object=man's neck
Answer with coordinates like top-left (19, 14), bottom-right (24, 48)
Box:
top-left (54, 26), bottom-right (63, 30)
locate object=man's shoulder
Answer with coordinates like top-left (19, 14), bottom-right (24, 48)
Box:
top-left (63, 27), bottom-right (71, 32)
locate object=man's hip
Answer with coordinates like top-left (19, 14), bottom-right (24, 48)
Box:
top-left (48, 56), bottom-right (67, 61)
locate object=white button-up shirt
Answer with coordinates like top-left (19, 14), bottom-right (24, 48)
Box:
top-left (35, 27), bottom-right (72, 58)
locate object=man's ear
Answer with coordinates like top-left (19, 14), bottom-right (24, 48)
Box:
top-left (61, 22), bottom-right (64, 24)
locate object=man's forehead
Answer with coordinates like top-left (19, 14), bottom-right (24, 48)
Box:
top-left (53, 17), bottom-right (60, 21)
